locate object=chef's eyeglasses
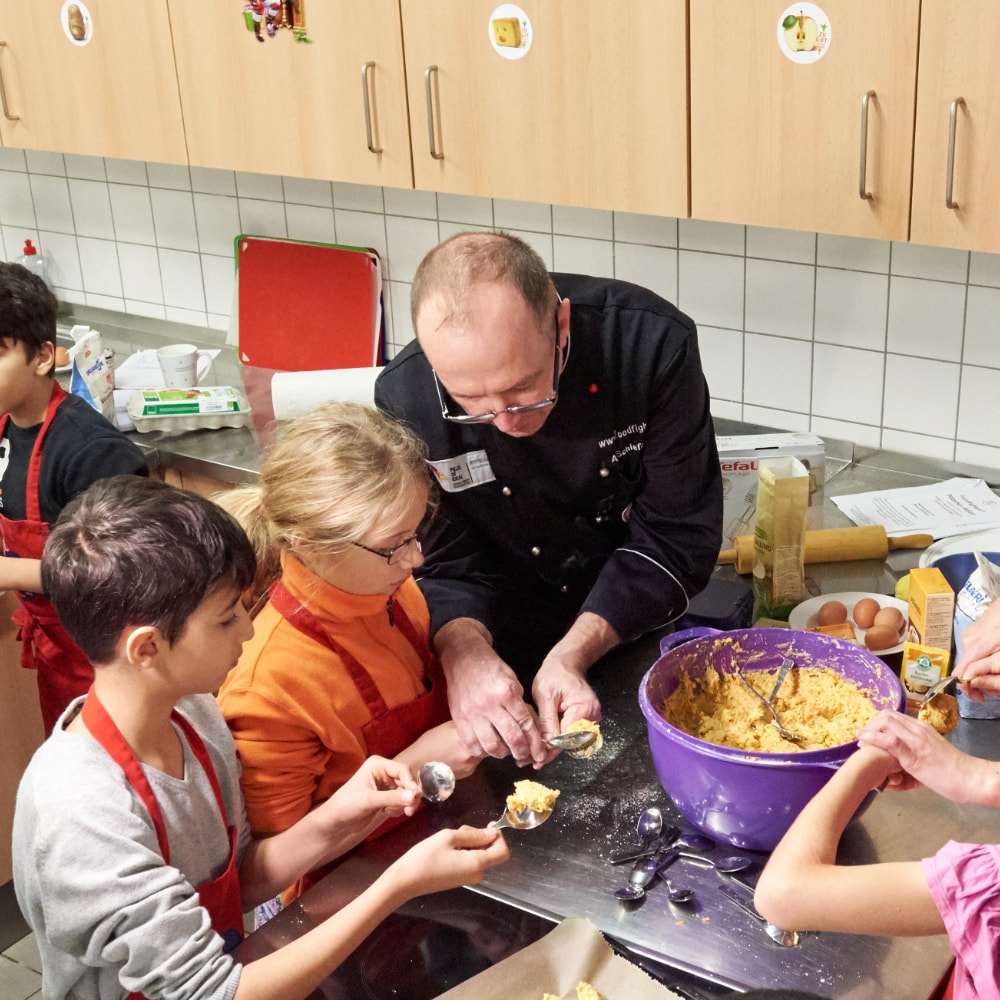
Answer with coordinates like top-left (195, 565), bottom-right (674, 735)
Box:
top-left (351, 534), bottom-right (422, 566)
top-left (433, 310), bottom-right (562, 424)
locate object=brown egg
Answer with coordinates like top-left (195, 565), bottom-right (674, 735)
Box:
top-left (54, 346), bottom-right (70, 367)
top-left (816, 600), bottom-right (849, 626)
top-left (864, 625), bottom-right (899, 651)
top-left (872, 606), bottom-right (905, 636)
top-left (853, 597), bottom-right (881, 629)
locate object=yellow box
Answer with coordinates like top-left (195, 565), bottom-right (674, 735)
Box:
top-left (906, 567), bottom-right (955, 651)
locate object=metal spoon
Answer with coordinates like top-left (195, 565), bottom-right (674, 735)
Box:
top-left (919, 673), bottom-right (959, 710)
top-left (655, 849), bottom-right (696, 904)
top-left (614, 854), bottom-right (660, 900)
top-left (674, 830), bottom-right (715, 852)
top-left (718, 884), bottom-right (800, 947)
top-left (676, 852), bottom-right (752, 874)
top-left (491, 804), bottom-right (553, 831)
top-left (636, 806), bottom-right (663, 843)
top-left (544, 730), bottom-right (597, 751)
top-left (767, 657), bottom-right (795, 705)
top-left (418, 761), bottom-right (455, 803)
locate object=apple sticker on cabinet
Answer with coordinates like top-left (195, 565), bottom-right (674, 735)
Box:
top-left (776, 3), bottom-right (831, 64)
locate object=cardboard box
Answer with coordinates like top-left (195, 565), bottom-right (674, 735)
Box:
top-left (716, 433), bottom-right (825, 549)
top-left (906, 567), bottom-right (955, 651)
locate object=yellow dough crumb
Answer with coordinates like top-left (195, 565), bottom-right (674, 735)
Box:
top-left (918, 692), bottom-right (959, 734)
top-left (577, 983), bottom-right (602, 1000)
top-left (566, 718), bottom-right (603, 759)
top-left (507, 779), bottom-right (560, 815)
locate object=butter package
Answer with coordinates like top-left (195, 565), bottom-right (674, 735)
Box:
top-left (717, 433), bottom-right (825, 549)
top-left (906, 567), bottom-right (955, 651)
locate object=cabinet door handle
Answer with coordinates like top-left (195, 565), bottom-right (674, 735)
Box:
top-left (360, 61), bottom-right (382, 154)
top-left (424, 65), bottom-right (444, 160)
top-left (858, 90), bottom-right (875, 201)
top-left (946, 97), bottom-right (965, 210)
top-left (0, 42), bottom-right (20, 122)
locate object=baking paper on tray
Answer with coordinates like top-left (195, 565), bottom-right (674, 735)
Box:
top-left (435, 917), bottom-right (685, 1000)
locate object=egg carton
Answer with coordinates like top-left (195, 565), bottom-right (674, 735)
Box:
top-left (126, 386), bottom-right (252, 433)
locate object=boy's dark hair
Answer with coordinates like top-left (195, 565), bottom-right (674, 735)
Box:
top-left (41, 475), bottom-right (256, 664)
top-left (0, 261), bottom-right (58, 362)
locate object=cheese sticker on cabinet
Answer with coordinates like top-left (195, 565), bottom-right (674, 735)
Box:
top-left (61, 1), bottom-right (93, 46)
top-left (489, 4), bottom-right (532, 60)
top-left (777, 4), bottom-right (831, 64)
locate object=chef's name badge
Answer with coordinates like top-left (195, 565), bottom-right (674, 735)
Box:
top-left (428, 451), bottom-right (496, 493)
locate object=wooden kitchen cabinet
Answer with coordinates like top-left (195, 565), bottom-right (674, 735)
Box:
top-left (909, 1), bottom-right (1000, 253)
top-left (0, 0), bottom-right (186, 163)
top-left (689, 1), bottom-right (919, 240)
top-left (167, 1), bottom-right (412, 189)
top-left (399, 0), bottom-right (688, 217)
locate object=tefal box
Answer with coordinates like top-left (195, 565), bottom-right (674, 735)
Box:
top-left (906, 567), bottom-right (955, 652)
top-left (716, 433), bottom-right (826, 549)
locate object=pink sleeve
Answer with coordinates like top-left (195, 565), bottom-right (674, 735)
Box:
top-left (923, 840), bottom-right (1000, 997)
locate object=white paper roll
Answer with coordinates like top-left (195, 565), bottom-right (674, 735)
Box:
top-left (271, 367), bottom-right (383, 421)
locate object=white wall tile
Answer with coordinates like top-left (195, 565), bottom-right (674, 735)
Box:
top-left (494, 199), bottom-right (551, 233)
top-left (886, 276), bottom-right (965, 362)
top-left (438, 221), bottom-right (491, 243)
top-left (158, 248), bottom-right (206, 311)
top-left (105, 159), bottom-right (148, 185)
top-left (125, 299), bottom-right (167, 321)
top-left (614, 212), bottom-right (677, 248)
top-left (235, 171), bottom-right (283, 201)
top-left (679, 219), bottom-right (745, 255)
top-left (86, 291), bottom-right (125, 311)
top-left (282, 176), bottom-right (333, 208)
top-left (958, 365), bottom-right (1000, 450)
top-left (387, 279), bottom-right (413, 353)
top-left (194, 194), bottom-right (242, 256)
top-left (962, 285), bottom-right (1000, 369)
top-left (77, 236), bottom-right (123, 297)
top-left (147, 162), bottom-right (191, 191)
top-left (882, 428), bottom-right (954, 462)
top-left (39, 231), bottom-right (83, 294)
top-left (0, 172), bottom-right (35, 228)
top-left (553, 205), bottom-right (613, 240)
top-left (553, 235), bottom-right (613, 276)
top-left (814, 268), bottom-right (888, 349)
top-left (969, 252), bottom-right (1000, 289)
top-left (747, 226), bottom-right (815, 264)
top-left (30, 175), bottom-right (74, 233)
top-left (64, 154), bottom-right (105, 180)
top-left (810, 415), bottom-right (881, 449)
top-left (237, 197), bottom-right (287, 239)
top-left (165, 305), bottom-right (207, 326)
top-left (118, 243), bottom-right (163, 303)
top-left (699, 326), bottom-right (743, 401)
top-left (202, 254), bottom-right (235, 317)
top-left (891, 241), bottom-right (968, 282)
top-left (955, 440), bottom-right (1000, 475)
top-left (334, 209), bottom-right (389, 271)
top-left (711, 399), bottom-right (744, 421)
top-left (883, 355), bottom-right (960, 438)
top-left (0, 148), bottom-right (27, 171)
top-left (69, 179), bottom-right (114, 239)
top-left (678, 250), bottom-right (744, 330)
top-left (744, 333), bottom-right (811, 412)
top-left (614, 243), bottom-right (677, 302)
top-left (811, 343), bottom-right (884, 426)
top-left (333, 182), bottom-right (383, 213)
top-left (745, 258), bottom-right (813, 340)
top-left (151, 188), bottom-right (199, 251)
top-left (817, 234), bottom-right (890, 273)
top-left (285, 203), bottom-right (335, 244)
top-left (191, 167), bottom-right (237, 196)
top-left (109, 184), bottom-right (156, 246)
top-left (437, 193), bottom-right (493, 226)
top-left (742, 404), bottom-right (810, 431)
top-left (384, 187), bottom-right (437, 219)
top-left (24, 150), bottom-right (63, 175)
top-left (385, 215), bottom-right (440, 283)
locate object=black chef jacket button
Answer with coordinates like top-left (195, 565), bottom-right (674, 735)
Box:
top-left (561, 585), bottom-right (569, 593)
top-left (502, 486), bottom-right (512, 496)
top-left (531, 546), bottom-right (541, 557)
top-left (599, 467), bottom-right (610, 478)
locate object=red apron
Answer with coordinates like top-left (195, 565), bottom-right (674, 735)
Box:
top-left (0, 382), bottom-right (95, 736)
top-left (80, 689), bottom-right (244, 1000)
top-left (268, 579), bottom-right (450, 889)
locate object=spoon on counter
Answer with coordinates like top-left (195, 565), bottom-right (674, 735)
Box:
top-left (676, 852), bottom-right (752, 874)
top-left (717, 884), bottom-right (800, 947)
top-left (418, 761), bottom-right (456, 803)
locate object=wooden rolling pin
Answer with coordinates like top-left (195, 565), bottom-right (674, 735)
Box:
top-left (718, 526), bottom-right (934, 575)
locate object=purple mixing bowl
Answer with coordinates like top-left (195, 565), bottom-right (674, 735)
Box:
top-left (638, 626), bottom-right (906, 852)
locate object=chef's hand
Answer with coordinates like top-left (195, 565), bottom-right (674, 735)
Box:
top-left (855, 709), bottom-right (980, 801)
top-left (435, 618), bottom-right (549, 768)
top-left (954, 601), bottom-right (1000, 702)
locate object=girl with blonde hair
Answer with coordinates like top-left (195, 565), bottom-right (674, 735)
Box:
top-left (216, 402), bottom-right (480, 904)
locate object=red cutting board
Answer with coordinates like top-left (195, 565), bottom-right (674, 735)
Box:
top-left (235, 235), bottom-right (383, 372)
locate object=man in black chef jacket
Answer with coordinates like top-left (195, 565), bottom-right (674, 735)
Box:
top-left (375, 231), bottom-right (722, 768)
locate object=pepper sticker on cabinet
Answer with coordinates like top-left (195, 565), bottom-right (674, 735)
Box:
top-left (61, 1), bottom-right (93, 46)
top-left (241, 1), bottom-right (311, 44)
top-left (776, 3), bottom-right (831, 64)
top-left (489, 4), bottom-right (532, 60)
